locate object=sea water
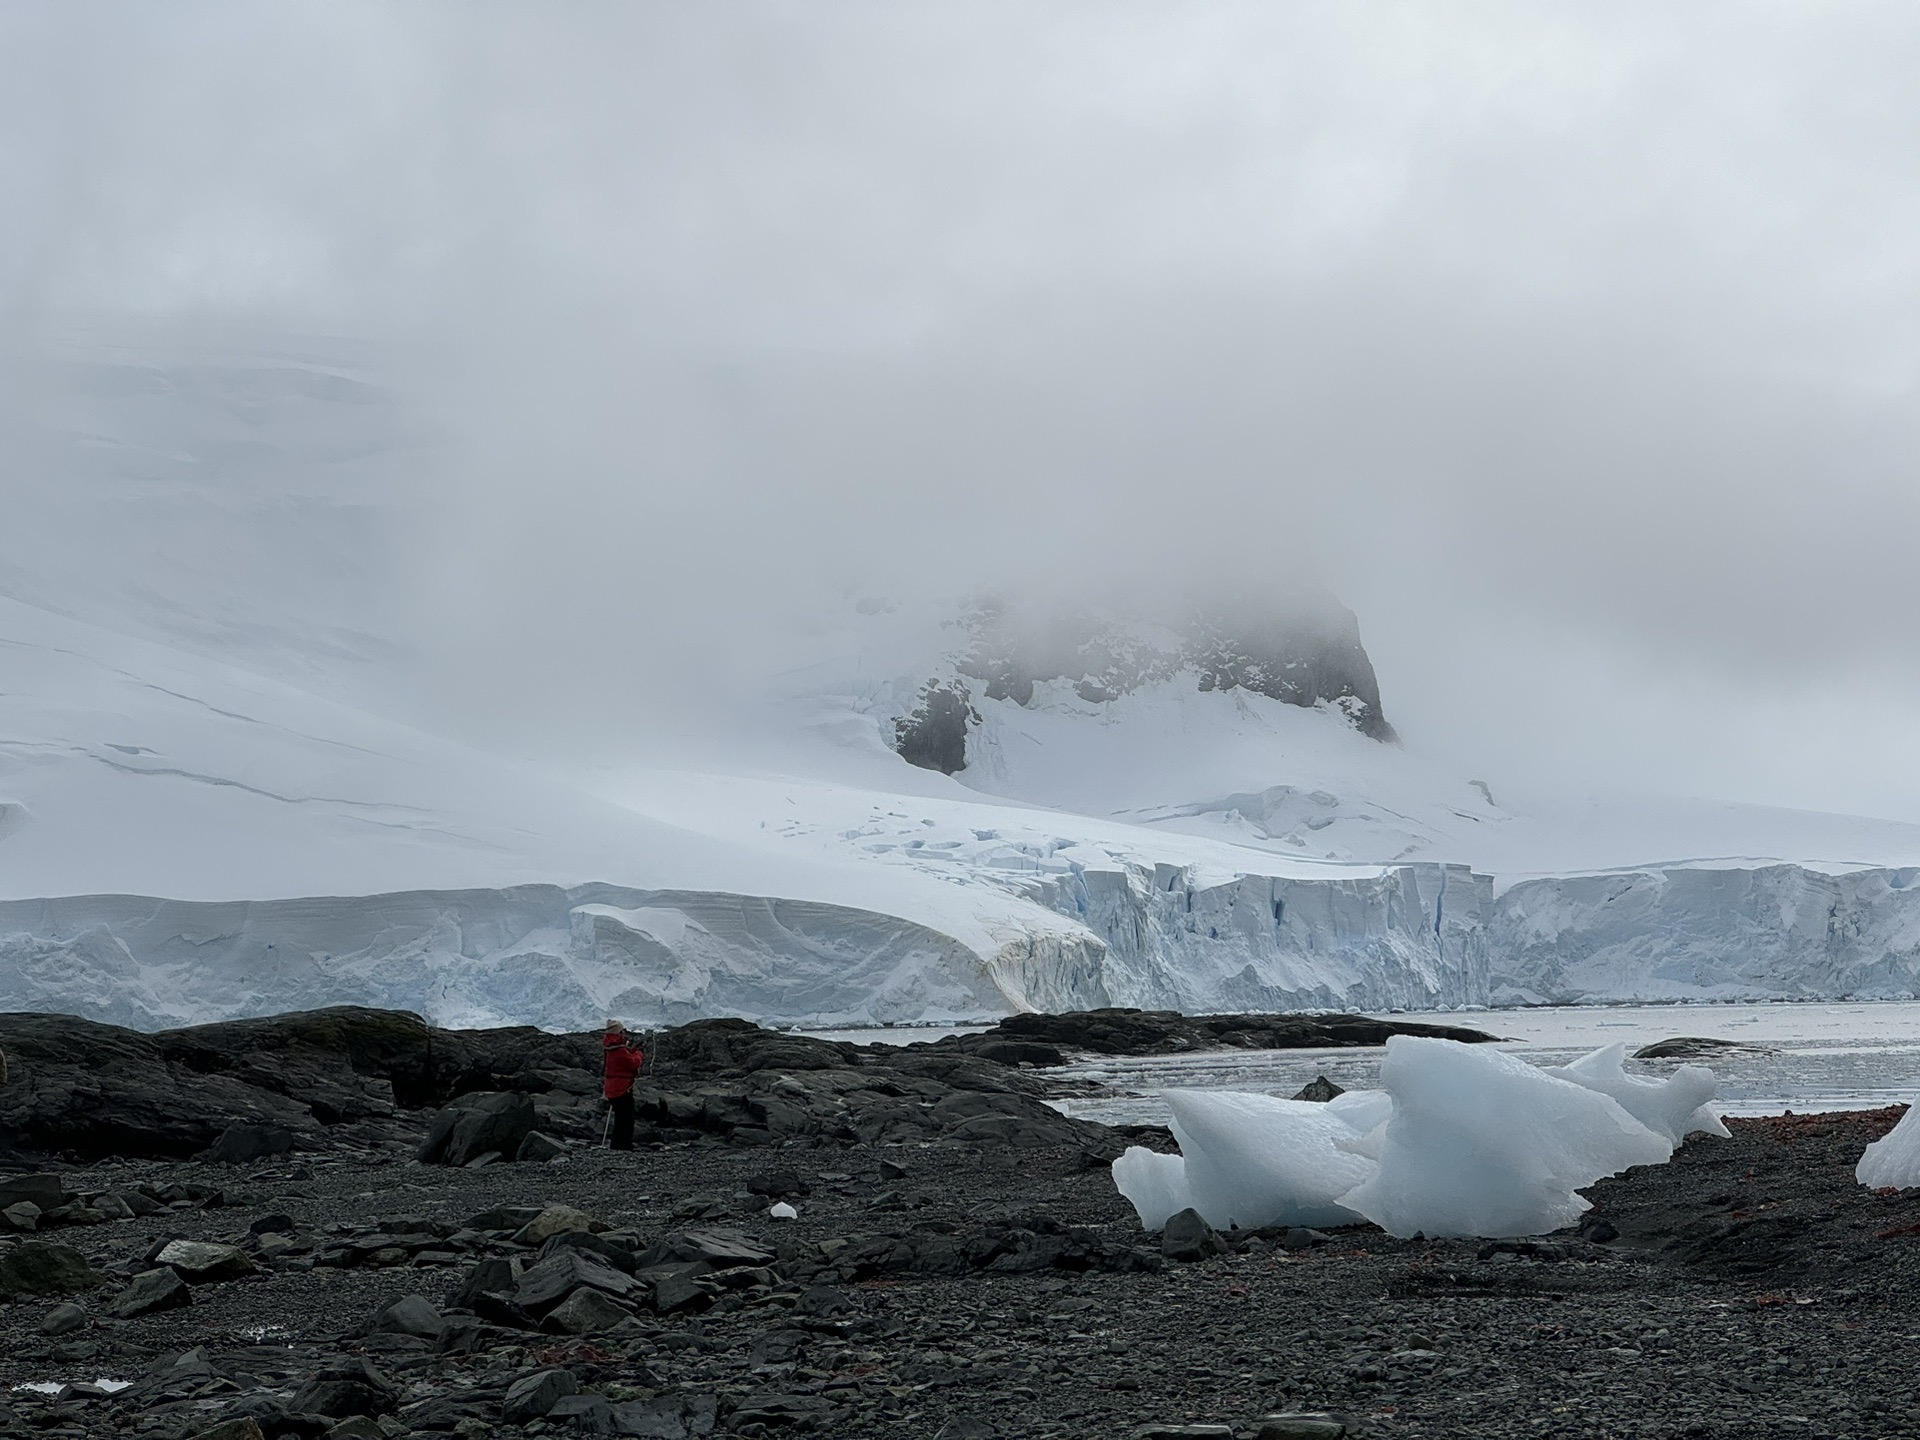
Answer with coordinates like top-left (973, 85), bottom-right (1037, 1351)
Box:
top-left (1046, 1000), bottom-right (1920, 1126)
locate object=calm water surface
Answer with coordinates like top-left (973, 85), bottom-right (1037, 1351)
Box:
top-left (1044, 1001), bottom-right (1920, 1125)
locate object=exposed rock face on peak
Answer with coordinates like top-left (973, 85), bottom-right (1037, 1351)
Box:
top-left (894, 592), bottom-right (1393, 773)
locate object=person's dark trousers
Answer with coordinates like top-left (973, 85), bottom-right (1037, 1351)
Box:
top-left (609, 1092), bottom-right (636, 1150)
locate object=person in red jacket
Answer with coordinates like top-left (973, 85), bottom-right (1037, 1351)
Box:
top-left (602, 1020), bottom-right (646, 1151)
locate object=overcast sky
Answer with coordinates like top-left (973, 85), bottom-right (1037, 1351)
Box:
top-left (6, 3), bottom-right (1920, 819)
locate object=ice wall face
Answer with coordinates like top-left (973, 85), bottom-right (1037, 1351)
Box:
top-left (0, 885), bottom-right (1008, 1032)
top-left (1490, 864), bottom-right (1920, 1003)
top-left (17, 859), bottom-right (1920, 1032)
top-left (1020, 861), bottom-right (1492, 1013)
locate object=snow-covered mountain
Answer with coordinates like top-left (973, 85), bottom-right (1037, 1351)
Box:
top-left (11, 326), bottom-right (1920, 1029)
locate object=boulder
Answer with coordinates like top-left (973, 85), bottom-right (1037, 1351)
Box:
top-left (0, 1174), bottom-right (67, 1211)
top-left (199, 1123), bottom-right (297, 1164)
top-left (157, 1239), bottom-right (257, 1284)
top-left (649, 1227), bottom-right (774, 1268)
top-left (501, 1367), bottom-right (578, 1423)
top-left (368, 1293), bottom-right (444, 1339)
top-left (38, 1301), bottom-right (88, 1335)
top-left (1290, 1075), bottom-right (1345, 1102)
top-left (187, 1421), bottom-right (267, 1440)
top-left (539, 1286), bottom-right (630, 1335)
top-left (416, 1091), bottom-right (536, 1167)
top-left (0, 1241), bottom-right (104, 1299)
top-left (512, 1202), bottom-right (605, 1245)
top-left (1161, 1208), bottom-right (1228, 1263)
top-left (1253, 1417), bottom-right (1352, 1440)
top-left (289, 1358), bottom-right (398, 1420)
top-left (516, 1130), bottom-right (566, 1163)
top-left (111, 1267), bottom-right (192, 1317)
top-left (2, 1202), bottom-right (41, 1232)
top-left (513, 1250), bottom-right (639, 1315)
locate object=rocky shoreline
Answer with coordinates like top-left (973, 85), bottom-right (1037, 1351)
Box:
top-left (1, 1007), bottom-right (1916, 1439)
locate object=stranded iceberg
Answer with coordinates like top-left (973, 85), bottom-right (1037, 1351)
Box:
top-left (1113, 1036), bottom-right (1726, 1239)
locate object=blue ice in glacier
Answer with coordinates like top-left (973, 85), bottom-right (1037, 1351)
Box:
top-left (1113, 1038), bottom-right (1712, 1239)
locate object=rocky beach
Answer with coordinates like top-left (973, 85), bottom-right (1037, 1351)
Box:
top-left (1, 1007), bottom-right (1916, 1440)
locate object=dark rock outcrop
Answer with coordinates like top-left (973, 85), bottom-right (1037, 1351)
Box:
top-left (891, 590), bottom-right (1397, 773)
top-left (927, 1007), bottom-right (1498, 1059)
top-left (415, 1092), bottom-right (537, 1167)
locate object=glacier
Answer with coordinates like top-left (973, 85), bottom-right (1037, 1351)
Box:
top-left (12, 324), bottom-right (1920, 1031)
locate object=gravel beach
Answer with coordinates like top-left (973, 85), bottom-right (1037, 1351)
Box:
top-left (2, 1010), bottom-right (1917, 1440)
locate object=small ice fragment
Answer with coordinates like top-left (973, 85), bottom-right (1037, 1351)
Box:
top-left (1111, 1146), bottom-right (1194, 1230)
top-left (768, 1201), bottom-right (799, 1220)
top-left (1857, 1106), bottom-right (1920, 1190)
top-left (1168, 1091), bottom-right (1375, 1230)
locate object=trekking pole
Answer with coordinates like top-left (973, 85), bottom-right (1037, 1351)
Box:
top-left (600, 1105), bottom-right (613, 1149)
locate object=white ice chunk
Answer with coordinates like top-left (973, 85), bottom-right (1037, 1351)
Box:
top-left (1857, 1106), bottom-right (1920, 1190)
top-left (1111, 1145), bottom-right (1194, 1230)
top-left (1325, 1088), bottom-right (1393, 1134)
top-left (1164, 1090), bottom-right (1375, 1230)
top-left (1547, 1042), bottom-right (1730, 1147)
top-left (1338, 1036), bottom-right (1673, 1239)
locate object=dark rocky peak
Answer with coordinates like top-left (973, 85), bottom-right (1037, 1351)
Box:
top-left (894, 588), bottom-right (1394, 773)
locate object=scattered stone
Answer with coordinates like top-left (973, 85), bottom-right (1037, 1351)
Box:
top-left (368, 1293), bottom-right (444, 1338)
top-left (1160, 1208), bottom-right (1228, 1262)
top-left (1253, 1415), bottom-right (1351, 1440)
top-left (501, 1367), bottom-right (578, 1423)
top-left (549, 1392), bottom-right (620, 1429)
top-left (38, 1301), bottom-right (88, 1336)
top-left (199, 1122), bottom-right (298, 1164)
top-left (289, 1357), bottom-right (399, 1420)
top-left (111, 1267), bottom-right (192, 1317)
top-left (513, 1249), bottom-right (639, 1315)
top-left (512, 1202), bottom-right (605, 1245)
top-left (1133, 1428), bottom-right (1237, 1440)
top-left (189, 1420), bottom-right (267, 1440)
top-left (0, 1175), bottom-right (68, 1212)
top-left (0, 1241), bottom-right (103, 1298)
top-left (157, 1239), bottom-right (257, 1284)
top-left (540, 1285), bottom-right (631, 1334)
top-left (516, 1130), bottom-right (567, 1162)
top-left (0, 1201), bottom-right (40, 1232)
top-left (1290, 1074), bottom-right (1345, 1102)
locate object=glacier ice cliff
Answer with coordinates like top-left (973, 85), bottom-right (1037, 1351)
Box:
top-left (9, 860), bottom-right (1920, 1031)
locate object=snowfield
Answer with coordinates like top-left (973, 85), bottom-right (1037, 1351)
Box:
top-left (11, 326), bottom-right (1920, 1029)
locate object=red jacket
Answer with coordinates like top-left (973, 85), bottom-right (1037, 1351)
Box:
top-left (603, 1033), bottom-right (645, 1098)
